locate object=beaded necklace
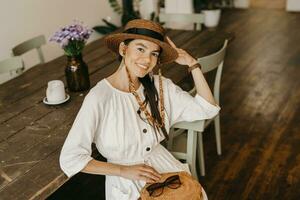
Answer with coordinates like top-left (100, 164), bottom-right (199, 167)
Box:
top-left (125, 66), bottom-right (165, 130)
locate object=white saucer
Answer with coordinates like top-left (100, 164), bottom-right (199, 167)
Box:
top-left (43, 94), bottom-right (70, 105)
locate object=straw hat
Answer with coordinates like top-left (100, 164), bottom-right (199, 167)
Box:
top-left (140, 171), bottom-right (203, 200)
top-left (104, 19), bottom-right (178, 64)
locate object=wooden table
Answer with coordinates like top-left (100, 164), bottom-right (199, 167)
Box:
top-left (0, 25), bottom-right (232, 199)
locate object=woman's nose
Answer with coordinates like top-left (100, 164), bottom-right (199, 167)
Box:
top-left (140, 54), bottom-right (151, 64)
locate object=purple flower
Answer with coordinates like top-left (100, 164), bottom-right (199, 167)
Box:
top-left (49, 21), bottom-right (93, 45)
top-left (61, 38), bottom-right (69, 48)
top-left (49, 21), bottom-right (93, 56)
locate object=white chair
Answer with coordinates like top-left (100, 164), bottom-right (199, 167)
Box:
top-left (159, 13), bottom-right (205, 31)
top-left (0, 57), bottom-right (24, 78)
top-left (168, 39), bottom-right (228, 178)
top-left (12, 35), bottom-right (46, 64)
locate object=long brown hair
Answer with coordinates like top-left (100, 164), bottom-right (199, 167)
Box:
top-left (121, 39), bottom-right (169, 141)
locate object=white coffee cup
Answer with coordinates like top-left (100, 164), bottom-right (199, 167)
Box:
top-left (46, 80), bottom-right (66, 103)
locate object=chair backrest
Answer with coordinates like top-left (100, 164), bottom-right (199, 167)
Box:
top-left (0, 56), bottom-right (24, 75)
top-left (12, 35), bottom-right (46, 64)
top-left (189, 39), bottom-right (228, 104)
top-left (159, 13), bottom-right (205, 30)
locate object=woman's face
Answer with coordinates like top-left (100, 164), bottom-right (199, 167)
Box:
top-left (121, 39), bottom-right (161, 78)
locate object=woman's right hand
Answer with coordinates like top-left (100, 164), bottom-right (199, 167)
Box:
top-left (119, 164), bottom-right (162, 183)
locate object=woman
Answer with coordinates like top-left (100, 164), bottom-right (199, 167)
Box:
top-left (59, 19), bottom-right (220, 199)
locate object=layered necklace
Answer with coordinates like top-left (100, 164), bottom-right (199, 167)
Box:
top-left (125, 66), bottom-right (165, 131)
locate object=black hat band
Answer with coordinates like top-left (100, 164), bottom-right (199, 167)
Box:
top-left (123, 28), bottom-right (164, 42)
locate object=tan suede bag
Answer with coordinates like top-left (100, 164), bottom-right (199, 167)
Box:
top-left (139, 171), bottom-right (203, 200)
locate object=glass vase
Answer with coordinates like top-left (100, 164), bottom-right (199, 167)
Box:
top-left (65, 54), bottom-right (90, 92)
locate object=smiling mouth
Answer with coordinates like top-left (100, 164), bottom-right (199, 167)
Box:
top-left (136, 63), bottom-right (149, 70)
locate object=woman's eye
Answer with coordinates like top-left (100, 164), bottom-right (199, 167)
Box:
top-left (152, 52), bottom-right (159, 57)
top-left (137, 47), bottom-right (145, 52)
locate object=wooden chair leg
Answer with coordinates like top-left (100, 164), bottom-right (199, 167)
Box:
top-left (197, 131), bottom-right (205, 176)
top-left (167, 128), bottom-right (174, 151)
top-left (37, 48), bottom-right (45, 64)
top-left (214, 115), bottom-right (222, 155)
top-left (186, 129), bottom-right (198, 181)
top-left (198, 24), bottom-right (202, 31)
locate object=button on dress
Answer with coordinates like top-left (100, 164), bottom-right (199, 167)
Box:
top-left (59, 75), bottom-right (220, 200)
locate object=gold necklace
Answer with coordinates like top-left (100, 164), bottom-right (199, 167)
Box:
top-left (125, 67), bottom-right (165, 129)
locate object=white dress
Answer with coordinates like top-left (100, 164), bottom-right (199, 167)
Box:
top-left (59, 75), bottom-right (220, 200)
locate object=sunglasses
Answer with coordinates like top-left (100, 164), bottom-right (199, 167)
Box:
top-left (146, 175), bottom-right (181, 197)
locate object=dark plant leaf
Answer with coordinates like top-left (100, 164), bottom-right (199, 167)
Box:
top-left (93, 26), bottom-right (115, 35)
top-left (102, 19), bottom-right (119, 30)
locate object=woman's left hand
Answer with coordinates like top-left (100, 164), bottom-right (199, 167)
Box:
top-left (166, 36), bottom-right (198, 67)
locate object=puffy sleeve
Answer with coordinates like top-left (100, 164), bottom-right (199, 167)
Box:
top-left (59, 91), bottom-right (100, 177)
top-left (164, 77), bottom-right (221, 127)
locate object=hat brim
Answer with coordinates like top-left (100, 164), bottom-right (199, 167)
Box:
top-left (104, 33), bottom-right (178, 64)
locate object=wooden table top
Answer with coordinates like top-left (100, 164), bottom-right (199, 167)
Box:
top-left (0, 23), bottom-right (232, 199)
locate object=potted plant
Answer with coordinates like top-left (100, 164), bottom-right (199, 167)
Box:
top-left (93, 0), bottom-right (140, 35)
top-left (194, 0), bottom-right (222, 28)
top-left (49, 21), bottom-right (93, 92)
top-left (93, 0), bottom-right (162, 35)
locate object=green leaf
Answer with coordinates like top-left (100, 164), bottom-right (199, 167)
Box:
top-left (109, 0), bottom-right (122, 15)
top-left (102, 19), bottom-right (119, 30)
top-left (93, 26), bottom-right (115, 35)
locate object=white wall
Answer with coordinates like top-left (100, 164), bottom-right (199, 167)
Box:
top-left (287, 0), bottom-right (300, 11)
top-left (0, 0), bottom-right (121, 84)
top-left (234, 0), bottom-right (250, 8)
top-left (164, 0), bottom-right (194, 29)
top-left (139, 0), bottom-right (158, 19)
